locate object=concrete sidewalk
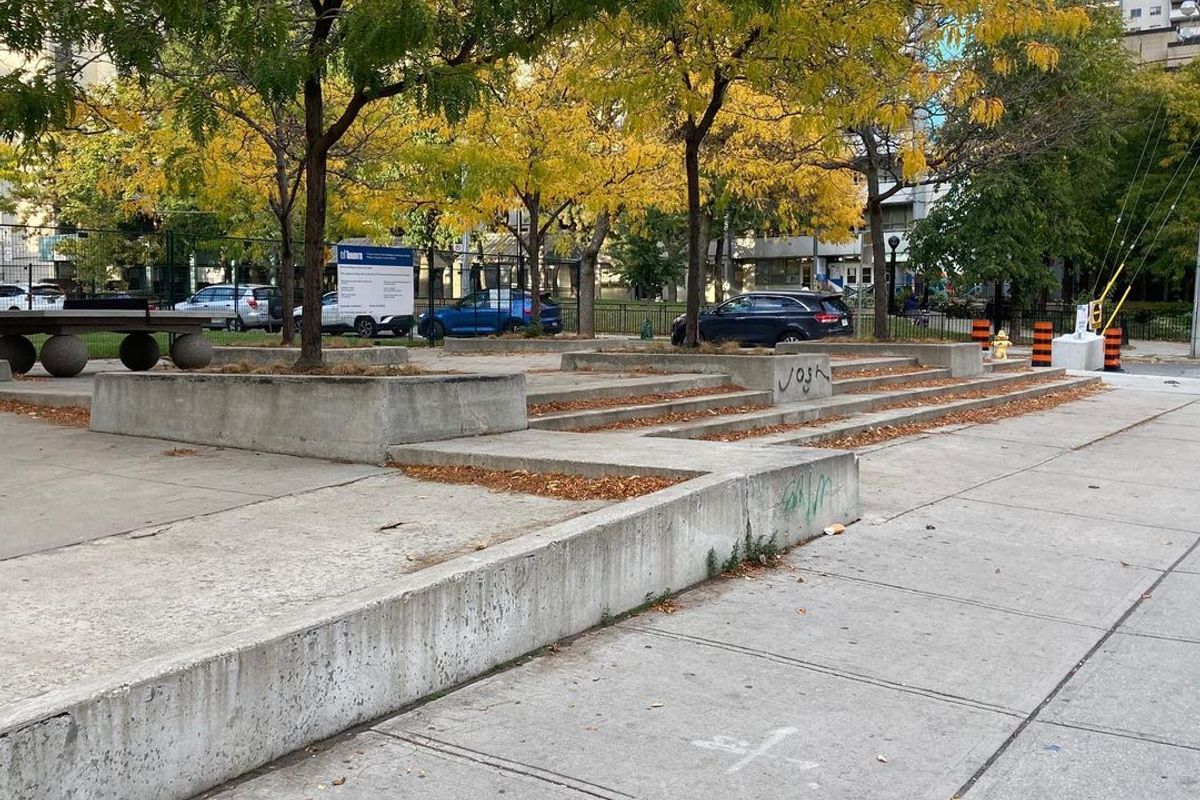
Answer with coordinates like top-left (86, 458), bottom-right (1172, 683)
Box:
top-left (201, 387), bottom-right (1200, 800)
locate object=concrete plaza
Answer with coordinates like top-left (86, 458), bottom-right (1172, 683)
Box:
top-left (198, 381), bottom-right (1200, 800)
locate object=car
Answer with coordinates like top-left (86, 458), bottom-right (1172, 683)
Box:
top-left (174, 284), bottom-right (280, 331)
top-left (415, 289), bottom-right (562, 338)
top-left (669, 291), bottom-right (854, 346)
top-left (1, 283), bottom-right (66, 311)
top-left (292, 291), bottom-right (414, 338)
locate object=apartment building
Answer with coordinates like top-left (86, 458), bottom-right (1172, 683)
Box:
top-left (1120, 0), bottom-right (1200, 67)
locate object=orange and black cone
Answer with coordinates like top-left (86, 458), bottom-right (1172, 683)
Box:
top-left (1032, 322), bottom-right (1053, 367)
top-left (972, 319), bottom-right (990, 351)
top-left (1104, 328), bottom-right (1123, 372)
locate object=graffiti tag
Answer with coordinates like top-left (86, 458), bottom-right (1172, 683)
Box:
top-left (780, 471), bottom-right (832, 524)
top-left (692, 728), bottom-right (820, 774)
top-left (777, 364), bottom-right (830, 395)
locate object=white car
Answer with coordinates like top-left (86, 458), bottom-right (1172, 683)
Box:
top-left (174, 283), bottom-right (280, 331)
top-left (0, 283), bottom-right (66, 311)
top-left (292, 291), bottom-right (413, 338)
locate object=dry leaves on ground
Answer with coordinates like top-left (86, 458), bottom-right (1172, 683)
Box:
top-left (701, 415), bottom-right (849, 443)
top-left (528, 384), bottom-right (745, 416)
top-left (202, 362), bottom-right (430, 376)
top-left (571, 404), bottom-right (769, 432)
top-left (395, 464), bottom-right (683, 501)
top-left (814, 383), bottom-right (1107, 449)
top-left (0, 399), bottom-right (89, 427)
top-left (835, 365), bottom-right (928, 380)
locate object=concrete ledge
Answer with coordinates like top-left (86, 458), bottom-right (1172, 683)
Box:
top-left (833, 368), bottom-right (951, 394)
top-left (89, 371), bottom-right (525, 463)
top-left (777, 342), bottom-right (983, 377)
top-left (0, 453), bottom-right (857, 800)
top-left (528, 389), bottom-right (772, 431)
top-left (444, 337), bottom-right (615, 353)
top-left (0, 388), bottom-right (91, 409)
top-left (562, 352), bottom-right (832, 404)
top-left (0, 360), bottom-right (10, 382)
top-left (210, 345), bottom-right (409, 367)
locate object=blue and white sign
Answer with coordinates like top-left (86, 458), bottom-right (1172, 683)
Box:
top-left (336, 244), bottom-right (415, 318)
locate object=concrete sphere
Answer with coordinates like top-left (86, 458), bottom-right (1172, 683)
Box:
top-left (169, 333), bottom-right (214, 370)
top-left (118, 332), bottom-right (162, 371)
top-left (39, 334), bottom-right (89, 378)
top-left (0, 334), bottom-right (37, 375)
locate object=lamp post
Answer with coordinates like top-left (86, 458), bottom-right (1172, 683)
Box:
top-left (887, 235), bottom-right (900, 316)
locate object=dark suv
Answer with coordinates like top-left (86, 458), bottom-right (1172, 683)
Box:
top-left (670, 292), bottom-right (853, 346)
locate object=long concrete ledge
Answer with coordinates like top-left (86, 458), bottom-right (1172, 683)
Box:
top-left (444, 336), bottom-right (616, 353)
top-left (210, 345), bottom-right (409, 367)
top-left (562, 351), bottom-right (833, 404)
top-left (89, 371), bottom-right (526, 463)
top-left (777, 341), bottom-right (983, 377)
top-left (0, 451), bottom-right (857, 800)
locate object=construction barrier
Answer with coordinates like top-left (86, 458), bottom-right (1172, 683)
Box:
top-left (971, 319), bottom-right (991, 351)
top-left (1104, 327), bottom-right (1123, 372)
top-left (1032, 322), bottom-right (1053, 367)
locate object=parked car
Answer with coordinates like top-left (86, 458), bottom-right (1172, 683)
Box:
top-left (0, 283), bottom-right (66, 311)
top-left (292, 291), bottom-right (414, 338)
top-left (415, 290), bottom-right (562, 338)
top-left (670, 291), bottom-right (854, 346)
top-left (174, 284), bottom-right (280, 331)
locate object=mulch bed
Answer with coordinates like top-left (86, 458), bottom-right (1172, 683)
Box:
top-left (570, 403), bottom-right (770, 432)
top-left (814, 383), bottom-right (1107, 449)
top-left (528, 384), bottom-right (745, 416)
top-left (396, 465), bottom-right (682, 501)
top-left (0, 399), bottom-right (90, 427)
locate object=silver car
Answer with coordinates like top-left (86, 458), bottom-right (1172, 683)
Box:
top-left (1, 283), bottom-right (66, 311)
top-left (175, 284), bottom-right (279, 331)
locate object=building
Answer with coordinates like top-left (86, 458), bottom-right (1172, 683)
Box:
top-left (1120, 0), bottom-right (1200, 67)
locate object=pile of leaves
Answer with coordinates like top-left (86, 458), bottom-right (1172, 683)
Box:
top-left (815, 382), bottom-right (1106, 449)
top-left (875, 374), bottom-right (1062, 408)
top-left (701, 415), bottom-right (850, 443)
top-left (0, 399), bottom-right (90, 427)
top-left (396, 465), bottom-right (682, 501)
top-left (571, 403), bottom-right (769, 432)
top-left (528, 384), bottom-right (745, 416)
top-left (835, 365), bottom-right (928, 380)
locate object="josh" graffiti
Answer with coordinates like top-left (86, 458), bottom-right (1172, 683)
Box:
top-left (777, 364), bottom-right (830, 395)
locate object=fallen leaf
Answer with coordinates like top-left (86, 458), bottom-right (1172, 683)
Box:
top-left (332, 777), bottom-right (346, 786)
top-left (796, 608), bottom-right (807, 616)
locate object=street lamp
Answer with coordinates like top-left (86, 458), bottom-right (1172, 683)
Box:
top-left (887, 235), bottom-right (901, 315)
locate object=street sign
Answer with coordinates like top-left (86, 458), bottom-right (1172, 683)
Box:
top-left (1075, 305), bottom-right (1089, 337)
top-left (1089, 301), bottom-right (1104, 332)
top-left (336, 244), bottom-right (415, 318)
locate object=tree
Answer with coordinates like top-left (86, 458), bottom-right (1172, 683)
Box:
top-left (609, 208), bottom-right (689, 299)
top-left (814, 1), bottom-right (1091, 337)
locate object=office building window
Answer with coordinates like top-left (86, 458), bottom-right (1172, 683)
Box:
top-left (1150, 5), bottom-right (1162, 15)
top-left (1130, 8), bottom-right (1142, 17)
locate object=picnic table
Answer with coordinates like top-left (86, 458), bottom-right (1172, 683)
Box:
top-left (0, 308), bottom-right (223, 377)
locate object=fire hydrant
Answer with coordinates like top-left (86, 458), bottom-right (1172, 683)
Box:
top-left (992, 329), bottom-right (1011, 360)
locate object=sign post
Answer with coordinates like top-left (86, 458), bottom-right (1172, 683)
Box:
top-left (335, 243), bottom-right (415, 322)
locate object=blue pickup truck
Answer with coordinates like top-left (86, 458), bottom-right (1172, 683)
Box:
top-left (416, 290), bottom-right (563, 338)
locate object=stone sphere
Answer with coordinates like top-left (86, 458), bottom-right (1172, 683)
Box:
top-left (39, 334), bottom-right (89, 378)
top-left (118, 332), bottom-right (162, 371)
top-left (0, 334), bottom-right (37, 375)
top-left (169, 333), bottom-right (214, 370)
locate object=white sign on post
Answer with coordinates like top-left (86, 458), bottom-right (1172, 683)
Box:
top-left (336, 244), bottom-right (415, 317)
top-left (1074, 304), bottom-right (1089, 338)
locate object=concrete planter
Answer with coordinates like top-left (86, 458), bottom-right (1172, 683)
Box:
top-left (443, 337), bottom-right (619, 354)
top-left (209, 345), bottom-right (409, 367)
top-left (776, 341), bottom-right (984, 377)
top-left (561, 351), bottom-right (832, 404)
top-left (90, 371), bottom-right (526, 463)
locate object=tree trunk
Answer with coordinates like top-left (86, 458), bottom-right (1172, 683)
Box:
top-left (527, 194), bottom-right (542, 326)
top-left (578, 210), bottom-right (609, 338)
top-left (279, 211), bottom-right (295, 345)
top-left (684, 137), bottom-right (703, 347)
top-left (861, 128), bottom-right (889, 341)
top-left (298, 75), bottom-right (327, 368)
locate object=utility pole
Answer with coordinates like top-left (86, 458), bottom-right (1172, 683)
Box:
top-left (1191, 227), bottom-right (1200, 358)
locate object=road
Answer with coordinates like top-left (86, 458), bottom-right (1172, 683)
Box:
top-left (201, 383), bottom-right (1200, 800)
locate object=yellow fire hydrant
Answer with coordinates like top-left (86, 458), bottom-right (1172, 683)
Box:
top-left (992, 329), bottom-right (1011, 360)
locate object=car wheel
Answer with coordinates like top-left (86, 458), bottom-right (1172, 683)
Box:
top-left (419, 319), bottom-right (446, 340)
top-left (355, 317), bottom-right (378, 339)
top-left (503, 319), bottom-right (523, 334)
top-left (226, 316), bottom-right (245, 332)
top-left (776, 330), bottom-right (807, 345)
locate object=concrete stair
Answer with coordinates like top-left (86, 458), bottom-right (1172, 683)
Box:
top-left (526, 372), bottom-right (731, 405)
top-left (527, 387), bottom-right (772, 431)
top-left (986, 357), bottom-right (1031, 372)
top-left (751, 374), bottom-right (1102, 447)
top-left (830, 357), bottom-right (919, 376)
top-left (645, 368), bottom-right (1071, 441)
top-left (833, 368), bottom-right (952, 394)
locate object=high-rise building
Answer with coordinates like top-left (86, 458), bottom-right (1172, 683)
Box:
top-left (1120, 0), bottom-right (1200, 67)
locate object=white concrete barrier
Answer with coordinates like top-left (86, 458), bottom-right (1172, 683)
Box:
top-left (209, 345), bottom-right (409, 367)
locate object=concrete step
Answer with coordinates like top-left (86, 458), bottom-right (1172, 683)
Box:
top-left (648, 368), bottom-right (1066, 441)
top-left (833, 368), bottom-right (951, 394)
top-left (528, 389), bottom-right (772, 432)
top-left (756, 375), bottom-right (1101, 447)
top-left (526, 372), bottom-right (731, 405)
top-left (830, 357), bottom-right (919, 377)
top-left (986, 357), bottom-right (1031, 372)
